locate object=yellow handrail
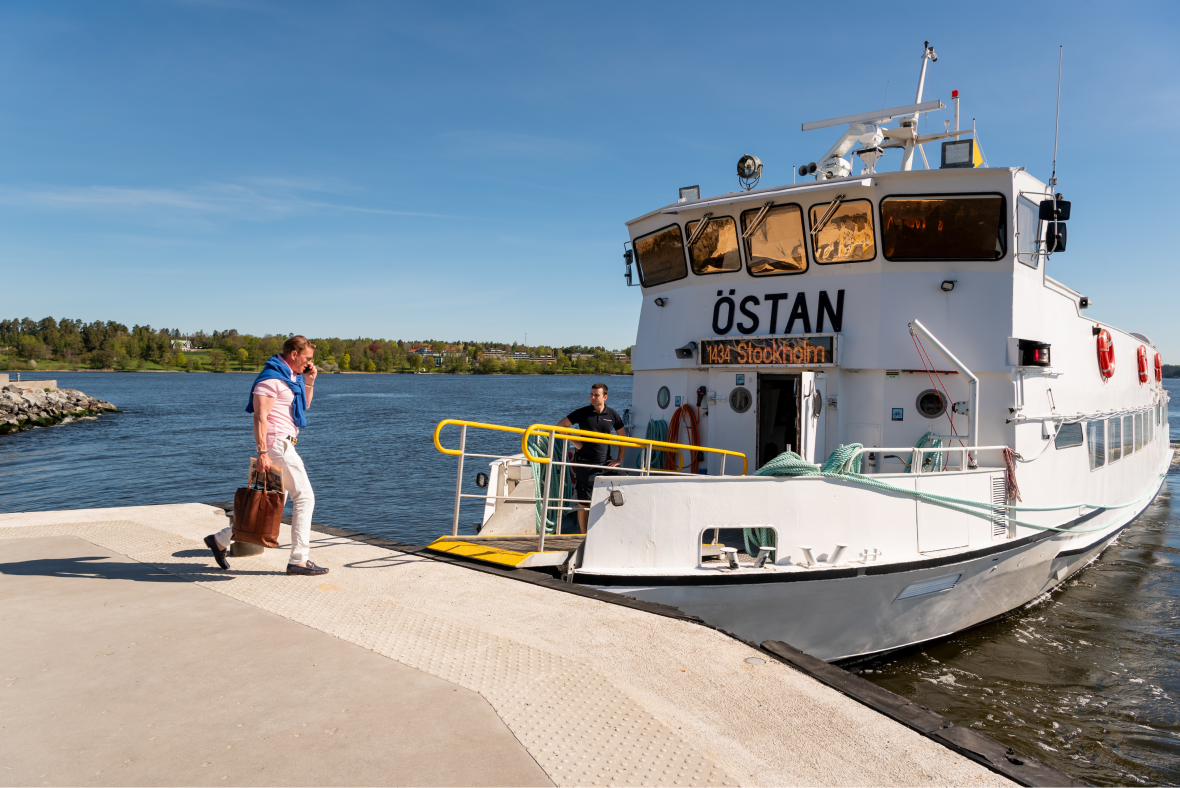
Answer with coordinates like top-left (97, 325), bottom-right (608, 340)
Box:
top-left (521, 423), bottom-right (748, 476)
top-left (433, 419), bottom-right (528, 456)
top-left (433, 418), bottom-right (748, 475)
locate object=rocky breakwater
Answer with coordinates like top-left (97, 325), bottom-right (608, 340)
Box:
top-left (0, 385), bottom-right (117, 434)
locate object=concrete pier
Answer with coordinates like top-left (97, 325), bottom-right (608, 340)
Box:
top-left (1, 504), bottom-right (1043, 787)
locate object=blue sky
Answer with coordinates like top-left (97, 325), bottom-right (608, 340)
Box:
top-left (1, 1), bottom-right (1177, 355)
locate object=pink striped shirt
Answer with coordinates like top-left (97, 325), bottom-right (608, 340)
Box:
top-left (253, 360), bottom-right (299, 447)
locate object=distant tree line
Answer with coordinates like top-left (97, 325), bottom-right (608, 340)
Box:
top-left (0, 317), bottom-right (632, 375)
top-left (1163, 364), bottom-right (1180, 379)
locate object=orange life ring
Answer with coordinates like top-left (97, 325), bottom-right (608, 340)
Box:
top-left (1155, 352), bottom-right (1163, 383)
top-left (1096, 329), bottom-right (1115, 380)
top-left (1137, 345), bottom-right (1148, 384)
top-left (666, 403), bottom-right (701, 473)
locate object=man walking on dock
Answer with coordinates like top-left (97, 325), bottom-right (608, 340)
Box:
top-left (205, 335), bottom-right (328, 576)
top-left (557, 382), bottom-right (627, 534)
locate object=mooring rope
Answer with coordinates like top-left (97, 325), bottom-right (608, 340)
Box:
top-left (753, 443), bottom-right (1166, 534)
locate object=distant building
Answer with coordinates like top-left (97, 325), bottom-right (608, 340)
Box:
top-left (171, 340), bottom-right (194, 352)
top-left (412, 345), bottom-right (467, 365)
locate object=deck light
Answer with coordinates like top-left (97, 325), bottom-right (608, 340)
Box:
top-left (737, 154), bottom-right (763, 190)
top-left (654, 297), bottom-right (668, 307)
top-left (941, 280), bottom-right (956, 292)
top-left (678, 185), bottom-right (700, 203)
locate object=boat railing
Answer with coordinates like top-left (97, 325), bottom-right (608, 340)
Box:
top-left (433, 419), bottom-right (748, 547)
top-left (849, 444), bottom-right (1009, 475)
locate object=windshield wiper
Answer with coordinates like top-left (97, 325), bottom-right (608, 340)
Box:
top-left (810, 194), bottom-right (845, 241)
top-left (686, 212), bottom-right (714, 247)
top-left (741, 201), bottom-right (775, 240)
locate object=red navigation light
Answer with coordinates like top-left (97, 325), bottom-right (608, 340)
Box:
top-left (952, 89), bottom-right (959, 98)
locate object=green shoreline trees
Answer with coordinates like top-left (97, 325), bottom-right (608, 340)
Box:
top-left (0, 317), bottom-right (632, 375)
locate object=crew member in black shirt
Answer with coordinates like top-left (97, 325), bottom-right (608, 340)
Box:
top-left (557, 382), bottom-right (628, 533)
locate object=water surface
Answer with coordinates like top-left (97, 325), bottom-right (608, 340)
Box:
top-left (0, 371), bottom-right (630, 543)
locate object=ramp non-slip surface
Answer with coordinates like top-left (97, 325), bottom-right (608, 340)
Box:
top-left (425, 535), bottom-right (584, 568)
top-left (0, 505), bottom-right (1017, 787)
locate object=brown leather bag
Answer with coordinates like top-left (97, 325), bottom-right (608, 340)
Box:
top-left (232, 477), bottom-right (283, 548)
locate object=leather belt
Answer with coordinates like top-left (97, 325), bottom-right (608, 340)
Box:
top-left (284, 435), bottom-right (298, 445)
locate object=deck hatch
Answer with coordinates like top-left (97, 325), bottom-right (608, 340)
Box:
top-left (895, 573), bottom-right (962, 601)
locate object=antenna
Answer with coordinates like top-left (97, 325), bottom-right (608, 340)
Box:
top-left (1049, 46), bottom-right (1063, 191)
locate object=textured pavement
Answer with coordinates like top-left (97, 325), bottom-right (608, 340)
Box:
top-left (0, 504), bottom-right (1014, 787)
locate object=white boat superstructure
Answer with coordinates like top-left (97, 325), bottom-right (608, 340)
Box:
top-left (431, 45), bottom-right (1172, 661)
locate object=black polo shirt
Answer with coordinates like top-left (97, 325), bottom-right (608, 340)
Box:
top-left (564, 405), bottom-right (625, 466)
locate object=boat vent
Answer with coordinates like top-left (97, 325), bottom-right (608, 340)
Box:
top-left (991, 475), bottom-right (1008, 538)
top-left (895, 573), bottom-right (962, 602)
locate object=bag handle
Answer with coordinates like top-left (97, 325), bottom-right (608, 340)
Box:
top-left (251, 465), bottom-right (271, 493)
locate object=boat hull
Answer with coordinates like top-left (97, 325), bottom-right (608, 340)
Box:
top-left (582, 475), bottom-right (1165, 661)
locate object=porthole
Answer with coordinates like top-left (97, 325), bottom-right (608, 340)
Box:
top-left (916, 389), bottom-right (947, 419)
top-left (657, 386), bottom-right (671, 409)
top-left (729, 387), bottom-right (752, 413)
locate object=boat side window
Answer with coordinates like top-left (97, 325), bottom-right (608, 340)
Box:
top-left (741, 204), bottom-right (808, 276)
top-left (880, 194), bottom-right (1006, 261)
top-left (1055, 422), bottom-right (1083, 449)
top-left (1015, 196), bottom-right (1042, 268)
top-left (1087, 420), bottom-right (1105, 470)
top-left (1108, 417), bottom-right (1122, 462)
top-left (1134, 412), bottom-right (1143, 451)
top-left (633, 224), bottom-right (688, 287)
top-left (1123, 415), bottom-right (1134, 457)
top-left (685, 216), bottom-right (741, 275)
top-left (808, 199), bottom-right (875, 264)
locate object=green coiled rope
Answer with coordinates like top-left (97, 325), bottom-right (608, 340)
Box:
top-left (527, 433), bottom-right (572, 535)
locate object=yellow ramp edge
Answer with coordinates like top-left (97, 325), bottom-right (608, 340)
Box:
top-left (426, 538), bottom-right (530, 567)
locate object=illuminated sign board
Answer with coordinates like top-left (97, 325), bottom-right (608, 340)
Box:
top-left (699, 334), bottom-right (838, 367)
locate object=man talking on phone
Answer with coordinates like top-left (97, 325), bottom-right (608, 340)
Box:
top-left (205, 335), bottom-right (327, 575)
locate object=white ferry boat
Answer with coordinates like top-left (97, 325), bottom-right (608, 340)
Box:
top-left (430, 44), bottom-right (1172, 662)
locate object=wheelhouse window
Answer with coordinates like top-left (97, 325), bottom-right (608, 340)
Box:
top-left (1016, 196), bottom-right (1042, 268)
top-left (741, 204), bottom-right (807, 276)
top-left (633, 224), bottom-right (687, 287)
top-left (1087, 420), bottom-right (1105, 469)
top-left (809, 199), bottom-right (875, 263)
top-left (685, 216), bottom-right (741, 275)
top-left (881, 194), bottom-right (1006, 261)
top-left (1055, 422), bottom-right (1083, 449)
top-left (1109, 417), bottom-right (1122, 462)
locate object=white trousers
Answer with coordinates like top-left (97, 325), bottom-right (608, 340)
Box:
top-left (215, 438), bottom-right (315, 565)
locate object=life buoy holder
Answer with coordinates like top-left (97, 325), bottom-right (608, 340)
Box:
top-left (1137, 345), bottom-right (1148, 384)
top-left (1155, 352), bottom-right (1163, 383)
top-left (1096, 329), bottom-right (1115, 380)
